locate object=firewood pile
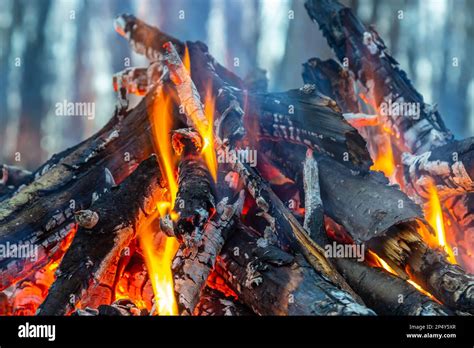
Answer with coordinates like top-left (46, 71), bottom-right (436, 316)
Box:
top-left (0, 0), bottom-right (472, 316)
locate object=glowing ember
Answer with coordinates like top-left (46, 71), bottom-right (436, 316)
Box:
top-left (139, 226), bottom-right (179, 315)
top-left (424, 182), bottom-right (457, 264)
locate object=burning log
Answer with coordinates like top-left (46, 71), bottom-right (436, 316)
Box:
top-left (172, 193), bottom-right (244, 315)
top-left (303, 153), bottom-right (449, 315)
top-left (37, 155), bottom-right (166, 315)
top-left (367, 226), bottom-right (474, 314)
top-left (334, 258), bottom-right (451, 316)
top-left (0, 85), bottom-right (165, 290)
top-left (304, 0), bottom-right (453, 155)
top-left (116, 15), bottom-right (373, 170)
top-left (402, 138), bottom-right (474, 200)
top-left (171, 130), bottom-right (215, 244)
top-left (0, 165), bottom-right (108, 292)
top-left (247, 86), bottom-right (372, 170)
top-left (215, 223), bottom-right (374, 315)
top-left (228, 154), bottom-right (362, 302)
top-left (317, 155), bottom-right (473, 313)
top-left (316, 155), bottom-right (427, 243)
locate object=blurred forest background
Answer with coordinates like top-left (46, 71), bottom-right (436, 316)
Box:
top-left (0, 0), bottom-right (473, 170)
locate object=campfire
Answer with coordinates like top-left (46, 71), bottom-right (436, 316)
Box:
top-left (0, 0), bottom-right (473, 317)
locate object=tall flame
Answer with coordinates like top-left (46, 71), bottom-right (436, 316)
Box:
top-left (150, 91), bottom-right (178, 206)
top-left (425, 183), bottom-right (457, 263)
top-left (139, 225), bottom-right (179, 315)
top-left (182, 45), bottom-right (217, 181)
top-left (145, 88), bottom-right (181, 315)
top-left (202, 83), bottom-right (218, 181)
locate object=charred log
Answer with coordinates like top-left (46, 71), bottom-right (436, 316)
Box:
top-left (215, 224), bottom-right (374, 315)
top-left (0, 85), bottom-right (166, 290)
top-left (368, 226), bottom-right (474, 314)
top-left (305, 0), bottom-right (453, 154)
top-left (172, 193), bottom-right (243, 315)
top-left (37, 156), bottom-right (165, 315)
top-left (334, 258), bottom-right (451, 316)
top-left (228, 155), bottom-right (362, 302)
top-left (403, 137), bottom-right (474, 199)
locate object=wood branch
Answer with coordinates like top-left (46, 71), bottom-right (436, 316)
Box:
top-left (215, 223), bottom-right (374, 315)
top-left (228, 155), bottom-right (362, 302)
top-left (302, 57), bottom-right (359, 113)
top-left (194, 287), bottom-right (253, 316)
top-left (0, 81), bottom-right (167, 291)
top-left (37, 156), bottom-right (165, 315)
top-left (403, 137), bottom-right (474, 199)
top-left (246, 86), bottom-right (372, 170)
top-left (305, 0), bottom-right (453, 155)
top-left (303, 155), bottom-right (449, 315)
top-left (334, 258), bottom-right (451, 315)
top-left (172, 193), bottom-right (243, 315)
top-left (367, 225), bottom-right (474, 314)
top-left (115, 16), bottom-right (373, 170)
top-left (302, 149), bottom-right (325, 245)
top-left (171, 131), bottom-right (216, 244)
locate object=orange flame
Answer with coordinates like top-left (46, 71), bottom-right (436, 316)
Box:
top-left (139, 226), bottom-right (179, 315)
top-left (150, 91), bottom-right (178, 207)
top-left (370, 130), bottom-right (396, 178)
top-left (359, 93), bottom-right (396, 179)
top-left (182, 45), bottom-right (218, 181)
top-left (145, 88), bottom-right (182, 315)
top-left (368, 251), bottom-right (439, 301)
top-left (201, 83), bottom-right (218, 181)
top-left (424, 183), bottom-right (457, 264)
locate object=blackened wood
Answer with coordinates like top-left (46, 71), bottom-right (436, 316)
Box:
top-left (302, 57), bottom-right (359, 113)
top-left (305, 0), bottom-right (453, 154)
top-left (368, 227), bottom-right (474, 314)
top-left (172, 194), bottom-right (243, 315)
top-left (0, 165), bottom-right (108, 291)
top-left (317, 155), bottom-right (428, 243)
top-left (228, 156), bottom-right (361, 302)
top-left (335, 258), bottom-right (450, 315)
top-left (302, 157), bottom-right (448, 316)
top-left (37, 156), bottom-right (165, 315)
top-left (247, 87), bottom-right (372, 171)
top-left (0, 84), bottom-right (165, 291)
top-left (174, 157), bottom-right (215, 243)
top-left (215, 224), bottom-right (374, 315)
top-left (302, 149), bottom-right (325, 245)
top-left (403, 137), bottom-right (474, 199)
